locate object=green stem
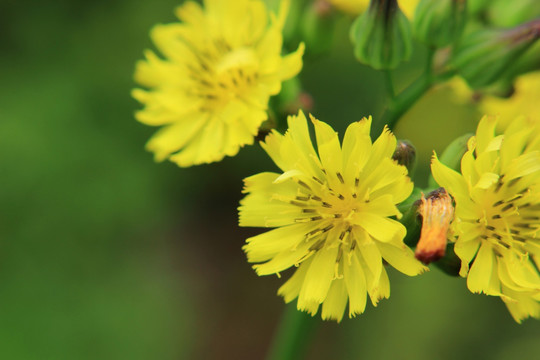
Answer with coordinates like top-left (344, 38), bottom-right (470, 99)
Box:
top-left (266, 304), bottom-right (318, 360)
top-left (383, 69), bottom-right (395, 99)
top-left (377, 48), bottom-right (436, 133)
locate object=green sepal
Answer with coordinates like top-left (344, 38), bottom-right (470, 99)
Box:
top-left (398, 187), bottom-right (423, 248)
top-left (433, 243), bottom-right (461, 276)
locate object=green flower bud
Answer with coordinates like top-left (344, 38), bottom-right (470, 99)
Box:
top-left (392, 140), bottom-right (417, 174)
top-left (350, 0), bottom-right (412, 70)
top-left (413, 0), bottom-right (467, 48)
top-left (488, 0), bottom-right (540, 28)
top-left (451, 19), bottom-right (540, 89)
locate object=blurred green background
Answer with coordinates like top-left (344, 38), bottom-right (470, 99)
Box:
top-left (1, 0), bottom-right (539, 359)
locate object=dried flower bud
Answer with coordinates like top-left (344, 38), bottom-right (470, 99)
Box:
top-left (415, 188), bottom-right (454, 264)
top-left (392, 140), bottom-right (416, 174)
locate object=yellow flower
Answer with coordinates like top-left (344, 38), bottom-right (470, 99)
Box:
top-left (239, 111), bottom-right (426, 321)
top-left (431, 116), bottom-right (540, 322)
top-left (328, 0), bottom-right (419, 18)
top-left (481, 71), bottom-right (540, 130)
top-left (132, 0), bottom-right (304, 167)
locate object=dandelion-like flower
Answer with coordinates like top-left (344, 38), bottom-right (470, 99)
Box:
top-left (239, 111), bottom-right (426, 321)
top-left (431, 116), bottom-right (540, 322)
top-left (132, 0), bottom-right (304, 167)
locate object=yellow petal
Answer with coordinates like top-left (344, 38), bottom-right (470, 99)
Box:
top-left (243, 222), bottom-right (316, 263)
top-left (431, 153), bottom-right (469, 202)
top-left (467, 242), bottom-right (495, 294)
top-left (278, 257), bottom-right (312, 303)
top-left (377, 241), bottom-right (427, 276)
top-left (278, 43), bottom-right (305, 80)
top-left (343, 252), bottom-right (367, 317)
top-left (475, 115), bottom-right (498, 155)
top-left (254, 237), bottom-right (313, 275)
top-left (298, 245), bottom-right (339, 304)
top-left (355, 214), bottom-right (406, 243)
top-left (311, 115), bottom-right (343, 177)
top-left (146, 114), bottom-right (208, 162)
top-left (454, 238), bottom-right (481, 277)
top-left (321, 278), bottom-right (348, 322)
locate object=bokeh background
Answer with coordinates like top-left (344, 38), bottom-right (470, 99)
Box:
top-left (1, 0), bottom-right (540, 359)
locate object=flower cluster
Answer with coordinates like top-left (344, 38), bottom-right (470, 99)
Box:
top-left (132, 0), bottom-right (540, 326)
top-left (239, 111), bottom-right (425, 321)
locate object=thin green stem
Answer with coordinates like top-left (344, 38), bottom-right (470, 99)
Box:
top-left (376, 48), bottom-right (437, 134)
top-left (383, 69), bottom-right (395, 99)
top-left (266, 304), bottom-right (318, 360)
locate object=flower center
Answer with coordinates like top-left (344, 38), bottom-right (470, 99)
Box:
top-left (187, 40), bottom-right (259, 110)
top-left (479, 176), bottom-right (540, 255)
top-left (282, 172), bottom-right (370, 247)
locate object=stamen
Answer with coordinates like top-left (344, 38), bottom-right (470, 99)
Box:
top-left (297, 180), bottom-right (311, 190)
top-left (309, 239), bottom-right (325, 251)
top-left (302, 209), bottom-right (317, 213)
top-left (322, 224), bottom-right (334, 232)
top-left (501, 203), bottom-right (514, 212)
top-left (312, 176), bottom-right (324, 185)
top-left (507, 177), bottom-right (521, 188)
top-left (336, 172), bottom-right (344, 184)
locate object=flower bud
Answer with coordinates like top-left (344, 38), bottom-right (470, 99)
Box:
top-left (392, 140), bottom-right (416, 174)
top-left (450, 19), bottom-right (540, 89)
top-left (413, 0), bottom-right (467, 48)
top-left (350, 0), bottom-right (412, 70)
top-left (415, 188), bottom-right (454, 264)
